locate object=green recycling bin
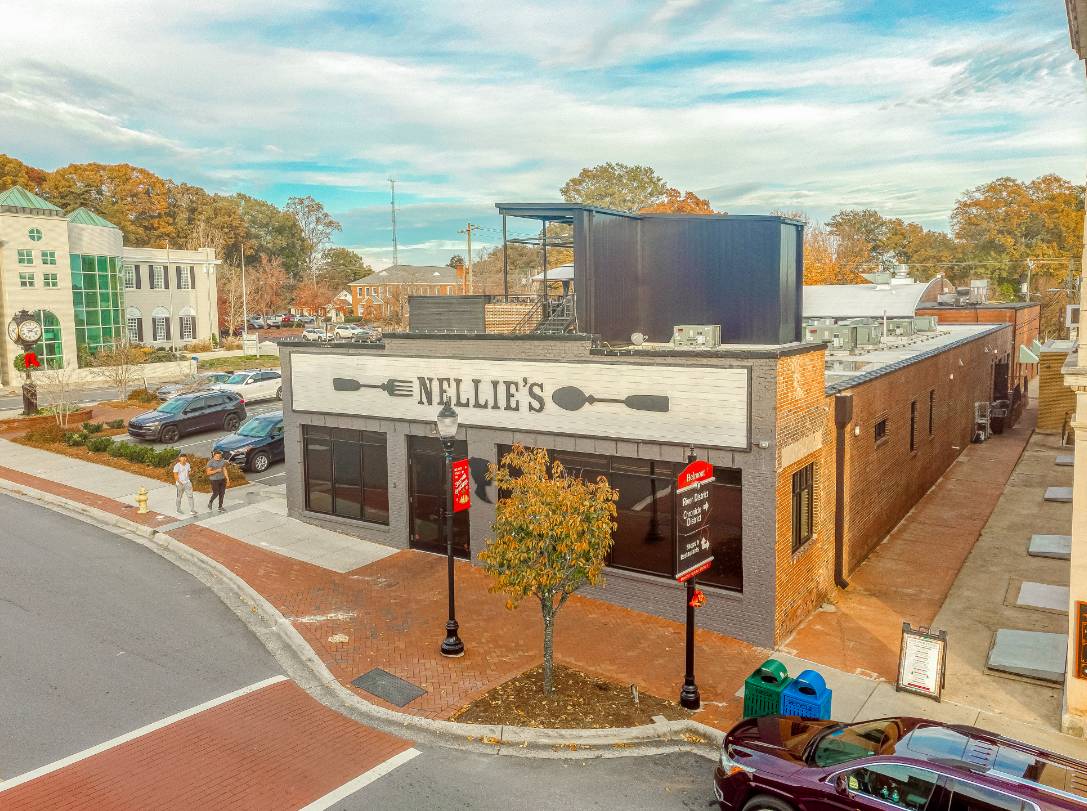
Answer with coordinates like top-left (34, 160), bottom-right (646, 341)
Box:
top-left (742, 659), bottom-right (792, 718)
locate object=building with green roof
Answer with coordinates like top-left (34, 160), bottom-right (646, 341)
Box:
top-left (1, 185), bottom-right (220, 387)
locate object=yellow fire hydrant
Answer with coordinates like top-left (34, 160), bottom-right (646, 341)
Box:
top-left (136, 486), bottom-right (149, 514)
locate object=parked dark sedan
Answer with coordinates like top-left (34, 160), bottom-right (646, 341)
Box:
top-left (714, 716), bottom-right (1087, 811)
top-left (127, 391), bottom-right (247, 445)
top-left (212, 411), bottom-right (284, 472)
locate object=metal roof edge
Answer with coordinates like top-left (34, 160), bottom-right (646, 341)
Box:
top-left (824, 324), bottom-right (1009, 395)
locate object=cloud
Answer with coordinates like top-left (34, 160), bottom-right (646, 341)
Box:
top-left (0, 0), bottom-right (1080, 260)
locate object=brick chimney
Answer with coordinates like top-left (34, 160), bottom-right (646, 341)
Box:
top-left (456, 264), bottom-right (465, 280)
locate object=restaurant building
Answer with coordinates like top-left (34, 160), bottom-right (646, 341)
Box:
top-left (277, 206), bottom-right (1015, 648)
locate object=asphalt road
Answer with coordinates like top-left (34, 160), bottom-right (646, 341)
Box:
top-left (0, 493), bottom-right (719, 808)
top-left (0, 491), bottom-right (282, 779)
top-left (0, 385), bottom-right (118, 411)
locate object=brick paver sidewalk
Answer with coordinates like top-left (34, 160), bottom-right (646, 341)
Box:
top-left (0, 404), bottom-right (1036, 735)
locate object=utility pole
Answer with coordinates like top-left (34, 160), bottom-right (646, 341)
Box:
top-left (389, 177), bottom-right (399, 267)
top-left (457, 223), bottom-right (483, 294)
top-left (1025, 258), bottom-right (1034, 302)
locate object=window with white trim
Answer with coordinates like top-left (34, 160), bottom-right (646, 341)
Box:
top-left (153, 316), bottom-right (167, 341)
top-left (177, 266), bottom-right (191, 290)
top-left (19, 272), bottom-right (34, 288)
top-left (41, 251), bottom-right (56, 265)
top-left (180, 315), bottom-right (194, 340)
top-left (18, 250), bottom-right (33, 264)
top-left (43, 273), bottom-right (58, 288)
top-left (127, 317), bottom-right (140, 342)
top-left (152, 265), bottom-right (165, 289)
top-left (123, 264), bottom-right (136, 289)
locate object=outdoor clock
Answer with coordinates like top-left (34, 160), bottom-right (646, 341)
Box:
top-left (7, 310), bottom-right (42, 348)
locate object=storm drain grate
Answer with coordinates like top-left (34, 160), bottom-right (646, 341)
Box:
top-left (350, 668), bottom-right (427, 707)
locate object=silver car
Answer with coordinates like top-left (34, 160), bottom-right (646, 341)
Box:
top-left (156, 371), bottom-right (234, 401)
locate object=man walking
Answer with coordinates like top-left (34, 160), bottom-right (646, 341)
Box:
top-left (207, 449), bottom-right (230, 513)
top-left (174, 453), bottom-right (196, 515)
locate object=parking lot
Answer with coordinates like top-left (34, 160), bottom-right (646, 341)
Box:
top-left (117, 398), bottom-right (286, 489)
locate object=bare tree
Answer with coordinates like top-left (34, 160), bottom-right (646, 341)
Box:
top-left (95, 340), bottom-right (147, 401)
top-left (285, 196), bottom-right (342, 282)
top-left (36, 361), bottom-right (87, 428)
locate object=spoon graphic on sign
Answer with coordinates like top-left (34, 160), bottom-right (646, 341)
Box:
top-left (550, 386), bottom-right (669, 413)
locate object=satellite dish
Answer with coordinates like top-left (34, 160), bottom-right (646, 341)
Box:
top-left (631, 333), bottom-right (645, 346)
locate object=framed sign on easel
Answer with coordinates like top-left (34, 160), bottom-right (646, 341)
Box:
top-left (896, 623), bottom-right (947, 702)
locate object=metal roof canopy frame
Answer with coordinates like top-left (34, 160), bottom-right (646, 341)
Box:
top-left (495, 203), bottom-right (806, 345)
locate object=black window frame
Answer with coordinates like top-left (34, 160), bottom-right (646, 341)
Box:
top-left (875, 418), bottom-right (888, 442)
top-left (302, 424), bottom-right (389, 525)
top-left (910, 401), bottom-right (917, 452)
top-left (791, 462), bottom-right (814, 552)
top-left (495, 445), bottom-right (744, 590)
top-left (928, 389), bottom-right (935, 436)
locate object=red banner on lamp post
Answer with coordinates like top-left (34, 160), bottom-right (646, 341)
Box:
top-left (452, 458), bottom-right (471, 512)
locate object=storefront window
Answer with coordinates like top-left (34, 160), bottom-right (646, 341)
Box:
top-left (71, 253), bottom-right (124, 360)
top-left (495, 446), bottom-right (743, 590)
top-left (303, 425), bottom-right (389, 525)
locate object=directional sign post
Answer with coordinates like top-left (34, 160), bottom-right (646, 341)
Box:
top-left (676, 459), bottom-right (715, 710)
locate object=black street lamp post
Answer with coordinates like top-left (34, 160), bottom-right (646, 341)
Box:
top-left (679, 577), bottom-right (701, 710)
top-left (436, 397), bottom-right (465, 657)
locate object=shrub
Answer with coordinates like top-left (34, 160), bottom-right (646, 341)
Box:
top-left (123, 443), bottom-right (155, 464)
top-left (128, 388), bottom-right (156, 404)
top-left (221, 338), bottom-right (242, 350)
top-left (25, 424), bottom-right (66, 444)
top-left (106, 418), bottom-right (125, 429)
top-left (189, 455), bottom-right (245, 488)
top-left (64, 431), bottom-right (88, 446)
top-left (107, 441), bottom-right (126, 458)
top-left (184, 339), bottom-right (214, 353)
top-left (151, 447), bottom-right (181, 468)
top-left (83, 421), bottom-right (104, 434)
top-left (87, 436), bottom-right (114, 453)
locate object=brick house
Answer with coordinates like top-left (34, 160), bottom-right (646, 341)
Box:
top-left (350, 264), bottom-right (465, 321)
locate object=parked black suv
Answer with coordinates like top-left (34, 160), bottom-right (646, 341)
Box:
top-left (127, 391), bottom-right (247, 445)
top-left (212, 412), bottom-right (285, 472)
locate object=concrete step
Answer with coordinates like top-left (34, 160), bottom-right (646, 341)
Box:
top-left (988, 630), bottom-right (1067, 683)
top-left (1045, 486), bottom-right (1074, 503)
top-left (1057, 455), bottom-right (1075, 467)
top-left (1029, 534), bottom-right (1072, 560)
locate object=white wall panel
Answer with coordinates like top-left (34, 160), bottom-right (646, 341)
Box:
top-left (292, 354), bottom-right (750, 449)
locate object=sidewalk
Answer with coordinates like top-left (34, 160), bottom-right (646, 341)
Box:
top-left (2, 410), bottom-right (1086, 760)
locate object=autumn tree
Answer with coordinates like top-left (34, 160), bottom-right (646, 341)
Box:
top-left (291, 278), bottom-right (338, 316)
top-left (480, 445), bottom-right (618, 693)
top-left (0, 154), bottom-right (46, 193)
top-left (447, 254), bottom-right (466, 268)
top-left (286, 195), bottom-right (342, 281)
top-left (249, 255), bottom-right (289, 317)
top-left (321, 247), bottom-right (372, 292)
top-left (640, 188), bottom-right (719, 214)
top-left (561, 163), bottom-right (668, 213)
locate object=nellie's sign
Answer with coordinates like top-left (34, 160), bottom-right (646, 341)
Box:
top-left (290, 354), bottom-right (750, 450)
top-left (676, 460), bottom-right (714, 582)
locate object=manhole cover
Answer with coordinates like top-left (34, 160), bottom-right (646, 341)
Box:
top-left (350, 668), bottom-right (427, 707)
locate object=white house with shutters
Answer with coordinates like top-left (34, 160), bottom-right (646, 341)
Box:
top-left (120, 247), bottom-right (220, 347)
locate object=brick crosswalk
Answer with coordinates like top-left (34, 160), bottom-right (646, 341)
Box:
top-left (0, 679), bottom-right (414, 811)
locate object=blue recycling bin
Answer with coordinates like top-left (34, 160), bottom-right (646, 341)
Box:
top-left (780, 669), bottom-right (832, 719)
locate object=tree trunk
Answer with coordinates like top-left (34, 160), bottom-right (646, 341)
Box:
top-left (542, 595), bottom-right (555, 694)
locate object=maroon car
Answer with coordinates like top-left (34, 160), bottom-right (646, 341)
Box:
top-left (715, 716), bottom-right (1087, 811)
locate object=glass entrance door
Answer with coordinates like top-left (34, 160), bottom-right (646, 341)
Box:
top-left (408, 436), bottom-right (470, 558)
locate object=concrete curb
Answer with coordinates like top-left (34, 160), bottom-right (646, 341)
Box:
top-left (0, 478), bottom-right (723, 760)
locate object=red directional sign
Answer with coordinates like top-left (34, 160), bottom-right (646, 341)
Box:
top-left (677, 460), bottom-right (713, 493)
top-left (676, 460), bottom-right (715, 582)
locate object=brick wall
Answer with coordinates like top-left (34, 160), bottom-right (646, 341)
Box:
top-left (916, 304), bottom-right (1039, 388)
top-left (837, 325), bottom-right (1012, 572)
top-left (772, 349), bottom-right (837, 643)
top-left (1039, 349), bottom-right (1076, 431)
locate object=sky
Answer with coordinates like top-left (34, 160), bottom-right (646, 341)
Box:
top-left (0, 0), bottom-right (1084, 269)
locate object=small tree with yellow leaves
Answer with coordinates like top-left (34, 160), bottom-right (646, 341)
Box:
top-left (479, 445), bottom-right (618, 693)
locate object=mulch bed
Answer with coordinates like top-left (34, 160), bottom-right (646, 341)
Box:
top-left (449, 663), bottom-right (694, 729)
top-left (11, 437), bottom-right (248, 493)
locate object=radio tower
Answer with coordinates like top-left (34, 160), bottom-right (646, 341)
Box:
top-left (389, 176), bottom-right (399, 267)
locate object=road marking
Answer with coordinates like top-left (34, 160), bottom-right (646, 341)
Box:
top-left (297, 748), bottom-right (421, 811)
top-left (0, 675), bottom-right (287, 792)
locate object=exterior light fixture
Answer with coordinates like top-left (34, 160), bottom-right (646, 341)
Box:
top-left (436, 397), bottom-right (465, 658)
